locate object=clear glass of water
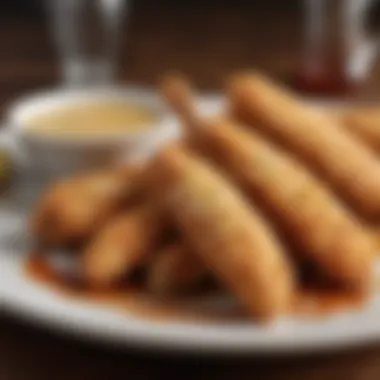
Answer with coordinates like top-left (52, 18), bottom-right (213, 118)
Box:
top-left (46, 0), bottom-right (129, 86)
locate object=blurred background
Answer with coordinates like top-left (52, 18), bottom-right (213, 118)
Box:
top-left (1, 0), bottom-right (380, 109)
top-left (2, 2), bottom-right (380, 379)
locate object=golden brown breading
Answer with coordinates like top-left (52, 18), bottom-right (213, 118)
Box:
top-left (151, 145), bottom-right (294, 321)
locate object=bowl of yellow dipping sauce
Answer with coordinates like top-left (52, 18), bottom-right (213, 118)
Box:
top-left (28, 100), bottom-right (158, 138)
top-left (4, 88), bottom-right (178, 178)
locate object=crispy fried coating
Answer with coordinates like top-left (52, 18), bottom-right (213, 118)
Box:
top-left (151, 146), bottom-right (294, 321)
top-left (82, 203), bottom-right (163, 286)
top-left (32, 165), bottom-right (143, 247)
top-left (229, 73), bottom-right (380, 219)
top-left (147, 243), bottom-right (207, 295)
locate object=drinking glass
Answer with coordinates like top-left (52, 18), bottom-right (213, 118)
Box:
top-left (296, 0), bottom-right (378, 95)
top-left (46, 0), bottom-right (129, 86)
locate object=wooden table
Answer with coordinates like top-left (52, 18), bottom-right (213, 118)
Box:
top-left (2, 312), bottom-right (380, 380)
top-left (1, 3), bottom-right (380, 379)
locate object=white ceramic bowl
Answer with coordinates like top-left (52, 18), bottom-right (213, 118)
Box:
top-left (2, 87), bottom-right (177, 178)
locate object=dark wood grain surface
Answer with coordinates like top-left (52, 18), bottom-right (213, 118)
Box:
top-left (2, 312), bottom-right (380, 380)
top-left (1, 3), bottom-right (380, 379)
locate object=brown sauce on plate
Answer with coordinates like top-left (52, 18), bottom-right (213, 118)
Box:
top-left (25, 254), bottom-right (369, 324)
top-left (25, 254), bottom-right (244, 323)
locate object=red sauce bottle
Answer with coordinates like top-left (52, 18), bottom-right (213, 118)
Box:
top-left (295, 47), bottom-right (355, 95)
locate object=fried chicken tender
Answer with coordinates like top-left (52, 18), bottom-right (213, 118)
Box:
top-left (32, 165), bottom-right (142, 247)
top-left (338, 107), bottom-right (380, 153)
top-left (147, 243), bottom-right (207, 295)
top-left (229, 73), bottom-right (380, 219)
top-left (151, 146), bottom-right (294, 321)
top-left (162, 76), bottom-right (375, 291)
top-left (83, 203), bottom-right (163, 286)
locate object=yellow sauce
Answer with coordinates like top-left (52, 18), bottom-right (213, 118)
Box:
top-left (28, 102), bottom-right (158, 135)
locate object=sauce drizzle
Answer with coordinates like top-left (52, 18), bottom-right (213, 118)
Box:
top-left (25, 254), bottom-right (369, 323)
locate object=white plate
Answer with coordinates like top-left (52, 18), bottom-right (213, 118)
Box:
top-left (1, 97), bottom-right (380, 355)
top-left (1, 207), bottom-right (379, 355)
